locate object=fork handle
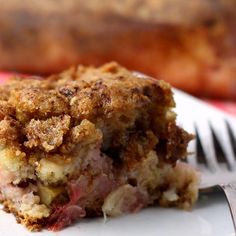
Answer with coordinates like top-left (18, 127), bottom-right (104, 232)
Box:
top-left (220, 182), bottom-right (236, 231)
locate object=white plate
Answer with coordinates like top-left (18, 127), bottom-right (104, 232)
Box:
top-left (0, 192), bottom-right (234, 236)
top-left (0, 89), bottom-right (234, 236)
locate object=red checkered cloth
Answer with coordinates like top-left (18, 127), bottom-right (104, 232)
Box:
top-left (0, 72), bottom-right (235, 116)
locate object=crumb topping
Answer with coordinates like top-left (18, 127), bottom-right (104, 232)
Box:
top-left (0, 62), bottom-right (185, 162)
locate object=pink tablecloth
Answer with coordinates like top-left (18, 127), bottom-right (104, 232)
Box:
top-left (1, 72), bottom-right (235, 116)
top-left (0, 72), bottom-right (12, 84)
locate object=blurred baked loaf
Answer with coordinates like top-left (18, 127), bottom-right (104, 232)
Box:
top-left (0, 0), bottom-right (236, 98)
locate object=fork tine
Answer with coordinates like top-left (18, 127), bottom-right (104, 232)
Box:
top-left (210, 118), bottom-right (236, 171)
top-left (195, 119), bottom-right (219, 172)
top-left (226, 117), bottom-right (236, 143)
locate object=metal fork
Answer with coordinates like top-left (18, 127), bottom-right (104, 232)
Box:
top-left (189, 118), bottom-right (236, 230)
top-left (174, 89), bottom-right (236, 232)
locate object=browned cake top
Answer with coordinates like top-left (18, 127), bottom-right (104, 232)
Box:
top-left (0, 62), bottom-right (190, 164)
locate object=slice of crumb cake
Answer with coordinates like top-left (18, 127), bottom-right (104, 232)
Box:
top-left (0, 62), bottom-right (199, 231)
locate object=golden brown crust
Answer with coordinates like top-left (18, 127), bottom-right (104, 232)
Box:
top-left (0, 101), bottom-right (15, 119)
top-left (1, 62), bottom-right (175, 157)
top-left (24, 115), bottom-right (71, 152)
top-left (9, 88), bottom-right (69, 122)
top-left (0, 117), bottom-right (20, 146)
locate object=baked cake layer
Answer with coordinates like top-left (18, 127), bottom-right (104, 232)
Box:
top-left (0, 62), bottom-right (199, 231)
top-left (0, 0), bottom-right (235, 98)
